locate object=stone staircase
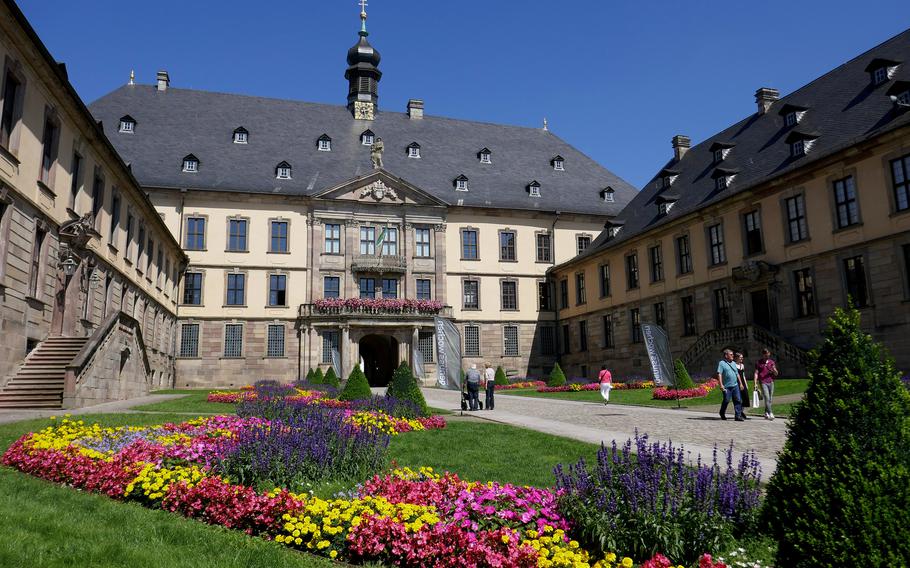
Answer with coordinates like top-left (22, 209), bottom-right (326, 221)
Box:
top-left (680, 325), bottom-right (810, 377)
top-left (0, 336), bottom-right (89, 409)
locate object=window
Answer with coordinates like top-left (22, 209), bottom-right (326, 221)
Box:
top-left (29, 227), bottom-right (46, 297)
top-left (479, 149), bottom-right (492, 164)
top-left (136, 226), bottom-right (145, 267)
top-left (713, 288), bottom-right (731, 328)
top-left (109, 192), bottom-right (121, 243)
top-left (552, 156), bottom-right (565, 171)
top-left (579, 321), bottom-right (588, 351)
top-left (276, 162), bottom-right (292, 179)
top-left (599, 264), bottom-right (611, 297)
top-left (461, 229), bottom-right (478, 260)
top-left (743, 210), bottom-right (763, 255)
top-left (602, 188), bottom-right (615, 202)
top-left (499, 231), bottom-right (516, 261)
top-left (562, 325), bottom-right (570, 354)
top-left (359, 226), bottom-right (376, 255)
top-left (575, 273), bottom-right (586, 305)
top-left (359, 277), bottom-right (376, 299)
top-left (873, 66), bottom-right (889, 85)
top-left (39, 117), bottom-right (56, 184)
top-left (833, 176), bottom-right (860, 228)
top-left (713, 148), bottom-right (725, 163)
top-left (0, 72), bottom-right (21, 149)
top-left (889, 153), bottom-right (910, 212)
top-left (267, 324), bottom-right (285, 357)
top-left (324, 276), bottom-right (340, 298)
top-left (501, 280), bottom-right (517, 310)
top-left (185, 217), bottom-right (206, 250)
top-left (226, 273), bottom-right (246, 305)
top-left (418, 332), bottom-right (435, 363)
top-left (416, 279), bottom-right (431, 300)
top-left (503, 326), bottom-right (519, 356)
top-left (464, 325), bottom-right (480, 356)
top-left (538, 281), bottom-right (552, 311)
top-left (785, 112), bottom-right (798, 127)
top-left (654, 302), bottom-right (666, 328)
top-left (843, 255), bottom-right (869, 308)
top-left (528, 182), bottom-right (541, 197)
top-left (361, 130), bottom-right (374, 145)
top-left (455, 176), bottom-right (468, 191)
top-left (536, 233), bottom-right (552, 262)
top-left (146, 239), bottom-right (154, 273)
top-left (626, 253), bottom-right (639, 289)
top-left (125, 213), bottom-right (135, 260)
top-left (794, 269), bottom-right (816, 317)
top-left (224, 324), bottom-right (243, 358)
top-left (269, 274), bottom-right (287, 306)
top-left (322, 330), bottom-right (339, 364)
top-left (708, 224), bottom-right (726, 265)
top-left (904, 245), bottom-right (910, 297)
top-left (182, 155), bottom-right (198, 172)
top-left (318, 135), bottom-right (332, 152)
top-left (270, 221), bottom-right (289, 252)
top-left (415, 228), bottom-right (431, 257)
top-left (228, 219), bottom-right (248, 251)
top-left (602, 316), bottom-right (614, 348)
top-left (156, 249), bottom-right (163, 287)
top-left (896, 90), bottom-right (910, 105)
top-left (91, 171), bottom-right (104, 221)
top-left (785, 195), bottom-right (808, 242)
top-left (715, 176), bottom-right (728, 191)
top-left (233, 127), bottom-right (248, 144)
top-left (381, 278), bottom-right (398, 299)
top-left (540, 326), bottom-right (555, 356)
top-left (380, 227), bottom-right (398, 256)
top-left (559, 279), bottom-right (569, 309)
top-left (790, 139), bottom-right (805, 157)
top-left (118, 117), bottom-right (135, 133)
top-left (183, 272), bottom-right (202, 305)
top-left (682, 296), bottom-right (697, 336)
top-left (658, 201), bottom-right (675, 216)
top-left (407, 143), bottom-right (420, 158)
top-left (179, 324), bottom-right (200, 357)
top-left (577, 235), bottom-right (591, 255)
top-left (649, 245), bottom-right (664, 282)
top-left (630, 308), bottom-right (642, 343)
top-left (69, 152), bottom-right (82, 209)
top-left (325, 223), bottom-right (341, 254)
top-left (463, 280), bottom-right (479, 309)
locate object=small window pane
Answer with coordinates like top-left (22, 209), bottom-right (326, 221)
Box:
top-left (503, 326), bottom-right (519, 356)
top-left (324, 276), bottom-right (340, 299)
top-left (464, 325), bottom-right (480, 356)
top-left (322, 330), bottom-right (339, 364)
top-left (416, 279), bottom-right (431, 300)
top-left (228, 219), bottom-right (248, 251)
top-left (416, 228), bottom-right (431, 257)
top-left (180, 323), bottom-right (199, 357)
top-left (499, 232), bottom-right (515, 261)
top-left (269, 274), bottom-right (287, 306)
top-left (418, 332), bottom-right (434, 363)
top-left (462, 230), bottom-right (478, 259)
top-left (267, 324), bottom-right (285, 357)
top-left (501, 281), bottom-right (517, 310)
top-left (270, 221), bottom-right (288, 252)
top-left (325, 223), bottom-right (341, 254)
top-left (224, 324), bottom-right (243, 358)
top-left (183, 272), bottom-right (202, 305)
top-left (463, 280), bottom-right (479, 309)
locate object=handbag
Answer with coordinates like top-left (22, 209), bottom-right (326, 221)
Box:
top-left (752, 390), bottom-right (760, 408)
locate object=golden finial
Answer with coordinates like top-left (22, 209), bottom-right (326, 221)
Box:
top-left (128, 69), bottom-right (135, 85)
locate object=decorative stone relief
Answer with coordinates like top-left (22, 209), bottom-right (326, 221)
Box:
top-left (360, 179), bottom-right (398, 201)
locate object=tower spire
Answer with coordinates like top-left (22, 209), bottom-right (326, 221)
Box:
top-left (359, 0), bottom-right (368, 35)
top-left (346, 0), bottom-right (381, 119)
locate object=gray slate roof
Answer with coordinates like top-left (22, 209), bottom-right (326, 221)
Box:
top-left (573, 27), bottom-right (910, 262)
top-left (88, 86), bottom-right (637, 216)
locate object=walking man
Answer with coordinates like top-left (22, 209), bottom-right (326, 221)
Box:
top-left (484, 362), bottom-right (496, 410)
top-left (465, 364), bottom-right (482, 411)
top-left (717, 348), bottom-right (745, 421)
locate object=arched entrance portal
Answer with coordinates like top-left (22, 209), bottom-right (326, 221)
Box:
top-left (359, 334), bottom-right (399, 387)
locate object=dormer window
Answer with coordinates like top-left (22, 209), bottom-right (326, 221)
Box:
top-left (118, 115), bottom-right (136, 134)
top-left (317, 134), bottom-right (332, 152)
top-left (791, 139), bottom-right (804, 156)
top-left (887, 81), bottom-right (910, 108)
top-left (865, 58), bottom-right (900, 86)
top-left (785, 112), bottom-right (798, 127)
top-left (605, 221), bottom-right (625, 239)
top-left (656, 194), bottom-right (678, 217)
top-left (233, 127), bottom-right (248, 144)
top-left (478, 148), bottom-right (492, 164)
top-left (528, 181), bottom-right (541, 197)
top-left (361, 130), bottom-right (374, 145)
top-left (715, 176), bottom-right (728, 190)
top-left (656, 168), bottom-right (679, 189)
top-left (181, 154), bottom-right (199, 173)
top-left (874, 66), bottom-right (889, 85)
top-left (454, 175), bottom-right (469, 192)
top-left (779, 103), bottom-right (808, 128)
top-left (600, 187), bottom-right (615, 203)
top-left (785, 130), bottom-right (819, 158)
top-left (275, 161), bottom-right (292, 180)
top-left (551, 155), bottom-right (565, 171)
top-left (711, 168), bottom-right (738, 190)
top-left (710, 142), bottom-right (734, 164)
top-left (407, 142), bottom-right (421, 158)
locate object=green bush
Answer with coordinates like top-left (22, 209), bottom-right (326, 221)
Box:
top-left (385, 362), bottom-right (429, 417)
top-left (338, 364), bottom-right (372, 401)
top-left (305, 368), bottom-right (314, 382)
top-left (312, 367), bottom-right (325, 385)
top-left (673, 359), bottom-right (695, 390)
top-left (762, 307), bottom-right (910, 566)
top-left (494, 366), bottom-right (509, 386)
top-left (323, 367), bottom-right (340, 388)
top-left (548, 363), bottom-right (566, 387)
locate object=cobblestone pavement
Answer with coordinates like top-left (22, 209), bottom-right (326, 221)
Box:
top-left (421, 388), bottom-right (787, 477)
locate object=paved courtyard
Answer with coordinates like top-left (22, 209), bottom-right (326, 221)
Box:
top-left (421, 388), bottom-right (788, 477)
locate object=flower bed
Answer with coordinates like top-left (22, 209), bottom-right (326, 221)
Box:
top-left (495, 380), bottom-right (547, 391)
top-left (651, 378), bottom-right (721, 400)
top-left (537, 381), bottom-right (655, 393)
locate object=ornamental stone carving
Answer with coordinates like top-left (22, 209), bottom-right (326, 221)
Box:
top-left (360, 179), bottom-right (398, 201)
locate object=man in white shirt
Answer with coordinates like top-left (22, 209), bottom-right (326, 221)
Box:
top-left (484, 362), bottom-right (496, 410)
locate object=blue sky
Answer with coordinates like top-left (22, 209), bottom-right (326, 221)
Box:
top-left (17, 0), bottom-right (910, 188)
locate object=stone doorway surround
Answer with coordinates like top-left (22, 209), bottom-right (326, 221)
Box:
top-left (358, 333), bottom-right (399, 386)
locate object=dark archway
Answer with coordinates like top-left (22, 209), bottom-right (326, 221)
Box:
top-left (359, 334), bottom-right (399, 387)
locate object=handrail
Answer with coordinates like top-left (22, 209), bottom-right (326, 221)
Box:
top-left (681, 324), bottom-right (809, 367)
top-left (67, 310), bottom-right (151, 379)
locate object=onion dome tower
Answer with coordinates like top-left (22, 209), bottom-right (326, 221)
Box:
top-left (346, 1), bottom-right (382, 120)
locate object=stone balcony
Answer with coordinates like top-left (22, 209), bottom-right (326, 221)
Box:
top-left (351, 254), bottom-right (407, 274)
top-left (298, 300), bottom-right (452, 323)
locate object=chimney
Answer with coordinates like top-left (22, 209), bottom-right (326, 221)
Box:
top-left (407, 99), bottom-right (424, 119)
top-left (754, 87), bottom-right (779, 114)
top-left (671, 135), bottom-right (691, 161)
top-left (156, 70), bottom-right (170, 92)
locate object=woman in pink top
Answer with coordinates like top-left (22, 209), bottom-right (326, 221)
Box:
top-left (598, 365), bottom-right (612, 405)
top-left (753, 348), bottom-right (779, 420)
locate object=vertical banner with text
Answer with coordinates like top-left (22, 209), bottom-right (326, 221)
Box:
top-left (641, 323), bottom-right (675, 387)
top-left (434, 317), bottom-right (462, 390)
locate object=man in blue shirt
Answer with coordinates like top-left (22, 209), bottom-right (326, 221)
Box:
top-left (716, 348), bottom-right (744, 421)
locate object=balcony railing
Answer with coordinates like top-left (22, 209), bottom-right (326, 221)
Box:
top-left (351, 254), bottom-right (407, 273)
top-left (299, 299), bottom-right (452, 320)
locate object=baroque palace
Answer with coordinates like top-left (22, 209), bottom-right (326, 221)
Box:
top-left (1, 0), bottom-right (909, 408)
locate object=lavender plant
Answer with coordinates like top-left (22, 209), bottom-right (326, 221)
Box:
top-left (554, 431), bottom-right (762, 564)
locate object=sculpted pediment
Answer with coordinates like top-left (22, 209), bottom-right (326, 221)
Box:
top-left (314, 169), bottom-right (447, 207)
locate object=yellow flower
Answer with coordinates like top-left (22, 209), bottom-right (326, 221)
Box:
top-left (622, 557), bottom-right (633, 568)
top-left (605, 552), bottom-right (617, 563)
top-left (501, 534), bottom-right (510, 543)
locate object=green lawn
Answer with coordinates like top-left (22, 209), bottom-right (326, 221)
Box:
top-left (134, 389), bottom-right (238, 414)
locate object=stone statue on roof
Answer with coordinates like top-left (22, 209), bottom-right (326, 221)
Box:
top-left (370, 137), bottom-right (384, 169)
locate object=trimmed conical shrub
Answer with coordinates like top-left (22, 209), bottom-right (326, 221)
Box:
top-left (339, 364), bottom-right (372, 401)
top-left (312, 367), bottom-right (325, 385)
top-left (763, 307), bottom-right (910, 566)
top-left (494, 366), bottom-right (509, 386)
top-left (548, 363), bottom-right (566, 387)
top-left (305, 368), bottom-right (315, 382)
top-left (673, 359), bottom-right (695, 390)
top-left (386, 362), bottom-right (429, 416)
top-left (323, 367), bottom-right (340, 388)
